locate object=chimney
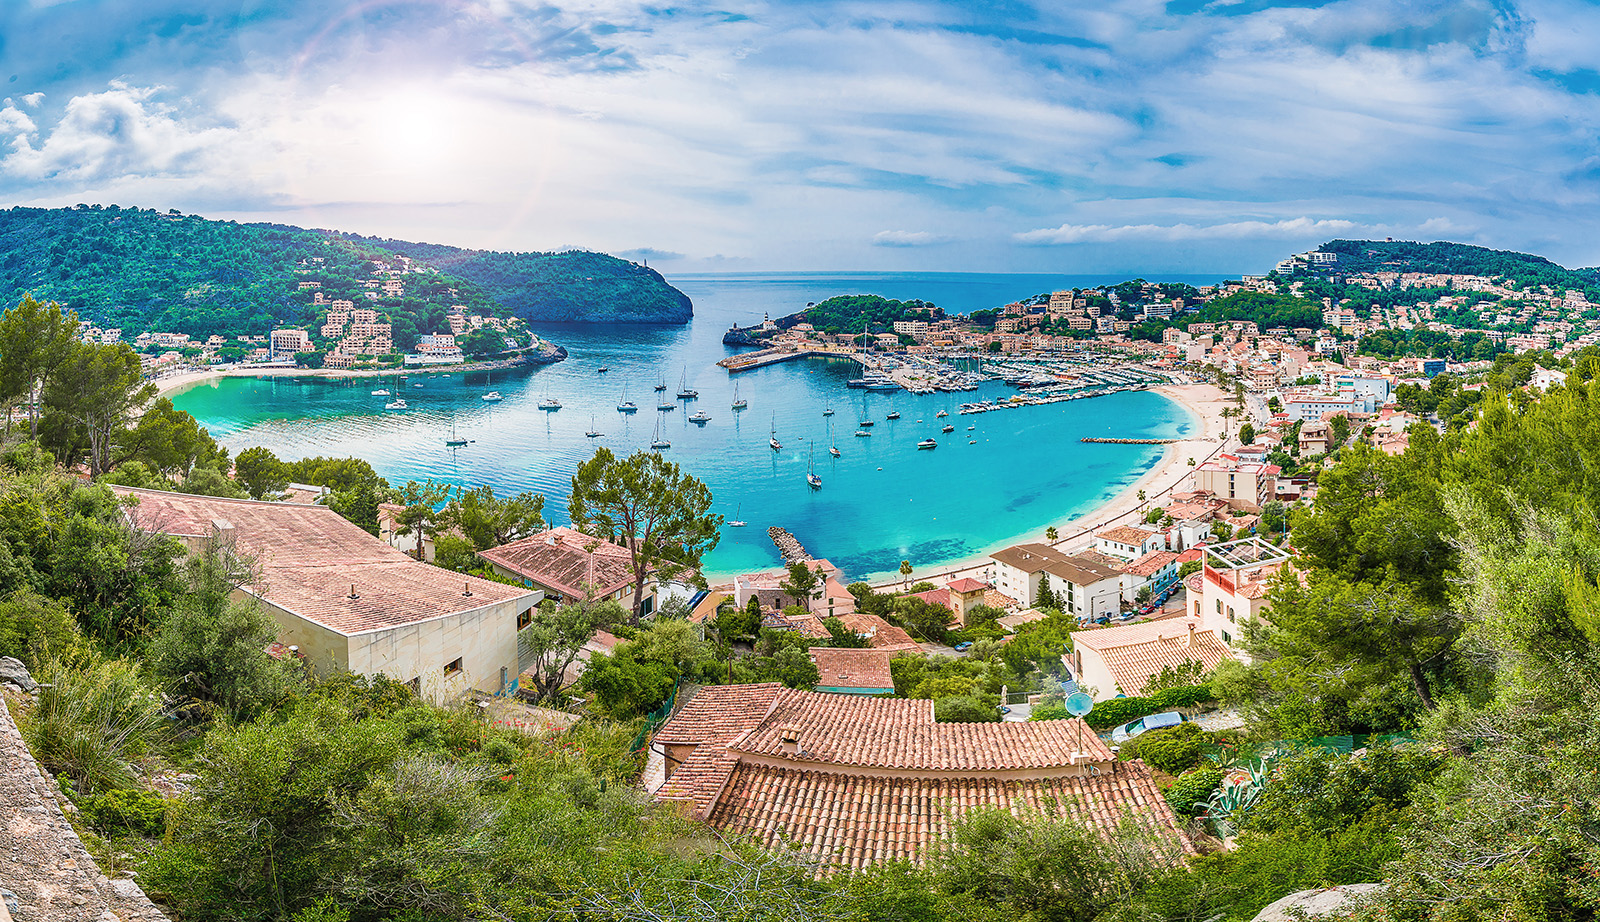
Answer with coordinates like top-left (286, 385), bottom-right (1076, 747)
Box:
top-left (348, 583), bottom-right (359, 600)
top-left (210, 518), bottom-right (236, 548)
top-left (778, 725), bottom-right (802, 756)
top-left (1184, 617), bottom-right (1198, 647)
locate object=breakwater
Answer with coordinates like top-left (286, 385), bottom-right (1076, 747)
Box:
top-left (768, 526), bottom-right (812, 564)
top-left (1081, 437), bottom-right (1178, 444)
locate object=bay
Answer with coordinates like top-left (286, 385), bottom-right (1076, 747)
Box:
top-left (172, 271), bottom-right (1227, 582)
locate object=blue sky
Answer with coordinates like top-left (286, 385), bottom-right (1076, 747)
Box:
top-left (1, 0), bottom-right (1597, 273)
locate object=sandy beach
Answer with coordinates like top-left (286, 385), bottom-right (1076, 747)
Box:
top-left (867, 382), bottom-right (1234, 591)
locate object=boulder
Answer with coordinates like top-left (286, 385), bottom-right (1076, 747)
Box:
top-left (0, 656), bottom-right (35, 693)
top-left (1252, 884), bottom-right (1382, 921)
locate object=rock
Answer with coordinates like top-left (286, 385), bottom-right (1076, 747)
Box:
top-left (1, 889), bottom-right (19, 917)
top-left (1252, 883), bottom-right (1382, 921)
top-left (0, 657), bottom-right (34, 693)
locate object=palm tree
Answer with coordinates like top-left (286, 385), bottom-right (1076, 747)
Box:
top-left (899, 559), bottom-right (913, 592)
top-left (1045, 526), bottom-right (1058, 542)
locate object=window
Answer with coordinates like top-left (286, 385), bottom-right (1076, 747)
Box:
top-left (1221, 630), bottom-right (1232, 644)
top-left (1227, 606), bottom-right (1236, 623)
top-left (517, 608), bottom-right (533, 630)
top-left (1216, 599), bottom-right (1222, 613)
top-left (444, 657), bottom-right (463, 677)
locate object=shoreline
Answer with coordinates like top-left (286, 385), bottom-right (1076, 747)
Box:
top-left (849, 382), bottom-right (1233, 591)
top-left (151, 353), bottom-right (557, 399)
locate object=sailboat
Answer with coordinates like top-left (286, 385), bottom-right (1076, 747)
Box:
top-left (732, 379), bottom-right (748, 410)
top-left (729, 503), bottom-right (746, 527)
top-left (935, 409), bottom-right (949, 418)
top-left (617, 387), bottom-right (637, 413)
top-left (444, 412), bottom-right (469, 447)
top-left (823, 406), bottom-right (834, 416)
top-left (827, 417), bottom-right (841, 457)
top-left (538, 392), bottom-right (561, 410)
top-left (585, 415), bottom-right (603, 438)
top-left (650, 413), bottom-right (671, 450)
top-left (769, 412), bottom-right (782, 451)
top-left (807, 442), bottom-right (822, 489)
top-left (677, 368), bottom-right (698, 399)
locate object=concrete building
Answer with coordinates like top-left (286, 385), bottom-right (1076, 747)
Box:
top-left (270, 328), bottom-right (311, 355)
top-left (479, 526), bottom-right (661, 616)
top-left (990, 543), bottom-right (1123, 621)
top-left (1068, 617), bottom-right (1233, 700)
top-left (114, 487), bottom-right (541, 700)
top-left (1193, 537), bottom-right (1291, 650)
top-left (1191, 455), bottom-right (1281, 512)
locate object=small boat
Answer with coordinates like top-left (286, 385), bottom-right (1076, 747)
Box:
top-left (858, 419), bottom-right (875, 428)
top-left (823, 407), bottom-right (835, 416)
top-left (769, 412), bottom-right (781, 450)
top-left (445, 413), bottom-right (469, 447)
top-left (935, 410), bottom-right (948, 418)
top-left (942, 424), bottom-right (954, 433)
top-left (969, 439), bottom-right (978, 445)
top-left (887, 411), bottom-right (900, 420)
top-left (371, 388), bottom-right (390, 396)
top-left (967, 425), bottom-right (976, 431)
top-left (618, 401), bottom-right (638, 413)
top-left (854, 429), bottom-right (871, 437)
top-left (412, 383), bottom-right (423, 388)
top-left (733, 380), bottom-right (748, 411)
top-left (597, 366), bottom-right (610, 374)
top-left (807, 443), bottom-right (822, 489)
top-left (729, 504), bottom-right (746, 527)
top-left (650, 415), bottom-right (670, 450)
top-left (654, 380), bottom-right (667, 392)
top-left (539, 397), bottom-right (561, 410)
top-left (658, 402), bottom-right (675, 412)
top-left (677, 368), bottom-right (698, 399)
top-left (482, 391), bottom-right (503, 402)
top-left (585, 415), bottom-right (603, 438)
top-left (385, 398), bottom-right (407, 410)
top-left (445, 437), bottom-right (469, 447)
top-left (690, 410), bottom-right (710, 423)
top-left (829, 445), bottom-right (841, 457)
top-left (917, 438), bottom-right (937, 450)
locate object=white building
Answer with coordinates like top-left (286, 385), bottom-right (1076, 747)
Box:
top-left (1191, 537), bottom-right (1291, 651)
top-left (990, 544), bottom-right (1123, 621)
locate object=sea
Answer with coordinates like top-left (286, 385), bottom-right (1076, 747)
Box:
top-left (172, 271), bottom-right (1227, 582)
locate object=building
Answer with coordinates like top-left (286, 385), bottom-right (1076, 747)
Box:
top-left (1095, 525), bottom-right (1166, 561)
top-left (113, 487), bottom-right (540, 699)
top-left (1194, 537), bottom-right (1291, 649)
top-left (810, 647), bottom-right (897, 695)
top-left (1190, 455), bottom-right (1280, 512)
top-left (649, 684), bottom-right (1190, 872)
top-left (270, 328), bottom-right (311, 355)
top-left (479, 526), bottom-right (661, 616)
top-left (1298, 421), bottom-right (1331, 454)
top-left (990, 544), bottom-right (1123, 621)
top-left (1069, 617), bottom-right (1234, 700)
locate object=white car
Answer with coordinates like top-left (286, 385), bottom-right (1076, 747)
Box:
top-left (1110, 710), bottom-right (1186, 744)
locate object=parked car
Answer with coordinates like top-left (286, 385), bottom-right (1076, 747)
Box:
top-left (1110, 710), bottom-right (1186, 744)
top-left (952, 641), bottom-right (973, 652)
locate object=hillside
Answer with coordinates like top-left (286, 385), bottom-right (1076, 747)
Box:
top-left (1314, 239), bottom-right (1600, 294)
top-left (0, 205), bottom-right (692, 337)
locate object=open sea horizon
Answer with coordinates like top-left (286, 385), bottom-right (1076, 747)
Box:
top-left (173, 270), bottom-right (1228, 582)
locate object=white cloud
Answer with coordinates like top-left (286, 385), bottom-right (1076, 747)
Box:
top-left (872, 230), bottom-right (953, 247)
top-left (1014, 217), bottom-right (1361, 245)
top-left (2, 82), bottom-right (235, 183)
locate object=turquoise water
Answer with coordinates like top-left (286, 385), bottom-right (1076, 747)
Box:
top-left (173, 272), bottom-right (1219, 581)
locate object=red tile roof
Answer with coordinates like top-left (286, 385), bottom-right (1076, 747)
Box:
top-left (835, 611), bottom-right (919, 650)
top-left (709, 761), bottom-right (1186, 871)
top-left (1097, 526), bottom-right (1156, 546)
top-left (810, 648), bottom-right (897, 691)
top-left (947, 577), bottom-right (989, 594)
top-left (478, 526), bottom-right (645, 600)
top-left (1072, 619), bottom-right (1234, 697)
top-left (1123, 550), bottom-right (1177, 578)
top-left (115, 487), bottom-right (531, 636)
top-left (652, 683), bottom-right (786, 747)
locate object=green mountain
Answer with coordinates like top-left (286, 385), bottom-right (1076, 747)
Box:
top-left (1315, 239), bottom-right (1600, 294)
top-left (0, 205), bottom-right (692, 338)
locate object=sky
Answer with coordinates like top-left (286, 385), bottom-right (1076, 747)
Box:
top-left (1, 0), bottom-right (1599, 274)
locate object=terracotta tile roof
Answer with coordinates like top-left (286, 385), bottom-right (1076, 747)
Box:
top-left (731, 689), bottom-right (1113, 770)
top-left (478, 526), bottom-right (646, 600)
top-left (909, 588), bottom-right (953, 610)
top-left (114, 487), bottom-right (531, 636)
top-left (652, 683), bottom-right (786, 747)
top-left (835, 611), bottom-right (919, 650)
top-left (947, 577), bottom-right (989, 594)
top-left (984, 589), bottom-right (1021, 610)
top-left (996, 608), bottom-right (1049, 632)
top-left (992, 544), bottom-right (1121, 586)
top-left (707, 759), bottom-right (1188, 872)
top-left (1073, 619), bottom-right (1233, 697)
top-left (811, 648), bottom-right (896, 691)
top-left (1076, 549), bottom-right (1127, 571)
top-left (1097, 526), bottom-right (1156, 546)
top-left (1123, 550), bottom-right (1177, 578)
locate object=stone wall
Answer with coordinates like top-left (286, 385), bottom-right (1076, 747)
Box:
top-left (0, 696), bottom-right (170, 922)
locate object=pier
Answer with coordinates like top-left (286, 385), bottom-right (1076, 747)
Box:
top-left (768, 526), bottom-right (812, 564)
top-left (719, 347), bottom-right (859, 373)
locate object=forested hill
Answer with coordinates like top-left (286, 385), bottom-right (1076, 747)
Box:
top-left (0, 205), bottom-right (692, 336)
top-left (1316, 238), bottom-right (1600, 290)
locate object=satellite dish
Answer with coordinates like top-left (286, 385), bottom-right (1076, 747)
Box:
top-left (1065, 693), bottom-right (1095, 717)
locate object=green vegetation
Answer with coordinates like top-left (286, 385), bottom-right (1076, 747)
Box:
top-left (1319, 238), bottom-right (1600, 296)
top-left (793, 293), bottom-right (943, 335)
top-left (0, 205), bottom-right (691, 338)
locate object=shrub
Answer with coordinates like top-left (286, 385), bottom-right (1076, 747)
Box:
top-left (1164, 767), bottom-right (1223, 818)
top-left (24, 656), bottom-right (164, 795)
top-left (80, 787), bottom-right (167, 838)
top-left (1120, 723), bottom-right (1210, 774)
top-left (935, 695), bottom-right (998, 723)
top-left (0, 589), bottom-right (84, 669)
top-left (1030, 700), bottom-right (1069, 721)
top-left (1085, 685), bottom-right (1214, 729)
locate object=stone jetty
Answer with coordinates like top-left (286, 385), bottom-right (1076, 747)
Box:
top-left (768, 526), bottom-right (812, 564)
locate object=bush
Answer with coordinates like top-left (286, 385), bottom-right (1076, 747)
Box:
top-left (1085, 685), bottom-right (1214, 729)
top-left (1030, 700), bottom-right (1069, 721)
top-left (23, 656), bottom-right (165, 795)
top-left (80, 787), bottom-right (167, 838)
top-left (935, 695), bottom-right (998, 723)
top-left (1164, 767), bottom-right (1223, 818)
top-left (0, 589), bottom-right (84, 669)
top-left (1119, 722), bottom-right (1210, 774)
